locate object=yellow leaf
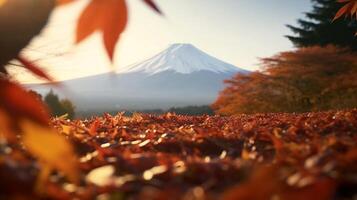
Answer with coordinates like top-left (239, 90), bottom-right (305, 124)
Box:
top-left (21, 120), bottom-right (79, 184)
top-left (61, 125), bottom-right (72, 135)
top-left (0, 0), bottom-right (7, 7)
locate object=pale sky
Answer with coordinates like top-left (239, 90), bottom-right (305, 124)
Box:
top-left (10, 0), bottom-right (312, 83)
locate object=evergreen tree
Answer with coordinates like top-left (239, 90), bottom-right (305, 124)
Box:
top-left (44, 90), bottom-right (75, 119)
top-left (44, 90), bottom-right (65, 117)
top-left (60, 99), bottom-right (76, 119)
top-left (286, 0), bottom-right (357, 50)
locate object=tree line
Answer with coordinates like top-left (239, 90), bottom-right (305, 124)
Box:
top-left (29, 90), bottom-right (76, 119)
top-left (213, 0), bottom-right (357, 115)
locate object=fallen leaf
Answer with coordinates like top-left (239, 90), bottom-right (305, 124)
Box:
top-left (89, 119), bottom-right (101, 136)
top-left (221, 166), bottom-right (278, 200)
top-left (86, 165), bottom-right (115, 186)
top-left (21, 120), bottom-right (79, 184)
top-left (61, 125), bottom-right (72, 135)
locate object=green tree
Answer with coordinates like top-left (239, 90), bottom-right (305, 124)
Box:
top-left (286, 0), bottom-right (357, 50)
top-left (60, 99), bottom-right (75, 119)
top-left (44, 90), bottom-right (75, 119)
top-left (44, 90), bottom-right (63, 116)
top-left (168, 106), bottom-right (214, 116)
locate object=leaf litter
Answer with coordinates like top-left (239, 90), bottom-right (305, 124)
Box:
top-left (1, 110), bottom-right (357, 199)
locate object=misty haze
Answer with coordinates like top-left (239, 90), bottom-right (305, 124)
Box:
top-left (27, 43), bottom-right (248, 112)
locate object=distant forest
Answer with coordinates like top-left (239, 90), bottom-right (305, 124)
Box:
top-left (76, 105), bottom-right (214, 118)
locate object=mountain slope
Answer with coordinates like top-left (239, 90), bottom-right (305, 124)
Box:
top-left (119, 43), bottom-right (247, 75)
top-left (27, 44), bottom-right (249, 111)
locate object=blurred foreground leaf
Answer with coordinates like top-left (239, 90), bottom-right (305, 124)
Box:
top-left (21, 120), bottom-right (79, 184)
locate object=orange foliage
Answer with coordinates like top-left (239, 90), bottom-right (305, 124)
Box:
top-left (334, 0), bottom-right (357, 21)
top-left (213, 46), bottom-right (357, 115)
top-left (63, 0), bottom-right (161, 61)
top-left (76, 0), bottom-right (128, 61)
top-left (0, 0), bottom-right (356, 198)
top-left (0, 0), bottom-right (162, 193)
top-left (335, 0), bottom-right (357, 35)
top-left (1, 109), bottom-right (353, 199)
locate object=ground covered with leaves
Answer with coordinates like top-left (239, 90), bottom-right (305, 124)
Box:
top-left (2, 109), bottom-right (357, 199)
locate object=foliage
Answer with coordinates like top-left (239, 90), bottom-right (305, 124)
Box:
top-left (286, 0), bottom-right (357, 50)
top-left (213, 46), bottom-right (357, 115)
top-left (44, 90), bottom-right (76, 119)
top-left (0, 80), bottom-right (78, 190)
top-left (63, 0), bottom-right (161, 61)
top-left (3, 110), bottom-right (357, 199)
top-left (0, 0), bottom-right (162, 195)
top-left (75, 106), bottom-right (213, 118)
top-left (0, 0), bottom-right (356, 198)
top-left (168, 105), bottom-right (215, 116)
top-left (334, 0), bottom-right (357, 21)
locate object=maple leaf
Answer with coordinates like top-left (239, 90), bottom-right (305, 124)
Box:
top-left (0, 0), bottom-right (6, 7)
top-left (21, 120), bottom-right (79, 184)
top-left (17, 55), bottom-right (54, 82)
top-left (142, 0), bottom-right (163, 15)
top-left (75, 0), bottom-right (161, 61)
top-left (0, 79), bottom-right (50, 127)
top-left (0, 80), bottom-right (79, 190)
top-left (76, 0), bottom-right (128, 61)
top-left (334, 0), bottom-right (357, 21)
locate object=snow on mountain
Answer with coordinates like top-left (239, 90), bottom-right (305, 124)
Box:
top-left (119, 43), bottom-right (247, 75)
top-left (27, 43), bottom-right (249, 111)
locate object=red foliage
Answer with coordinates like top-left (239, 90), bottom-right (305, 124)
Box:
top-left (2, 110), bottom-right (357, 199)
top-left (0, 79), bottom-right (49, 133)
top-left (213, 46), bottom-right (357, 115)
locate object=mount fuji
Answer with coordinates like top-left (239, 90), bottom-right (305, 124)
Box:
top-left (119, 43), bottom-right (241, 74)
top-left (27, 44), bottom-right (249, 111)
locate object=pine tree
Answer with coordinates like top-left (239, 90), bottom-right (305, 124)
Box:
top-left (44, 90), bottom-right (75, 118)
top-left (44, 90), bottom-right (65, 117)
top-left (286, 0), bottom-right (357, 50)
top-left (60, 99), bottom-right (76, 119)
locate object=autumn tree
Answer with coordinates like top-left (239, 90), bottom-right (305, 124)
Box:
top-left (213, 46), bottom-right (357, 115)
top-left (44, 90), bottom-right (75, 119)
top-left (286, 0), bottom-right (357, 50)
top-left (0, 0), bottom-right (354, 197)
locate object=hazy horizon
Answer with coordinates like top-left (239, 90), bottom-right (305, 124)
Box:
top-left (9, 0), bottom-right (311, 84)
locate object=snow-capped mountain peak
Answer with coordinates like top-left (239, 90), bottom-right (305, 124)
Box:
top-left (27, 43), bottom-right (249, 111)
top-left (119, 43), bottom-right (246, 75)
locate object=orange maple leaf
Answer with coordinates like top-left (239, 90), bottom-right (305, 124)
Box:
top-left (17, 55), bottom-right (54, 82)
top-left (334, 0), bottom-right (357, 21)
top-left (67, 0), bottom-right (161, 62)
top-left (143, 0), bottom-right (163, 15)
top-left (76, 0), bottom-right (128, 61)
